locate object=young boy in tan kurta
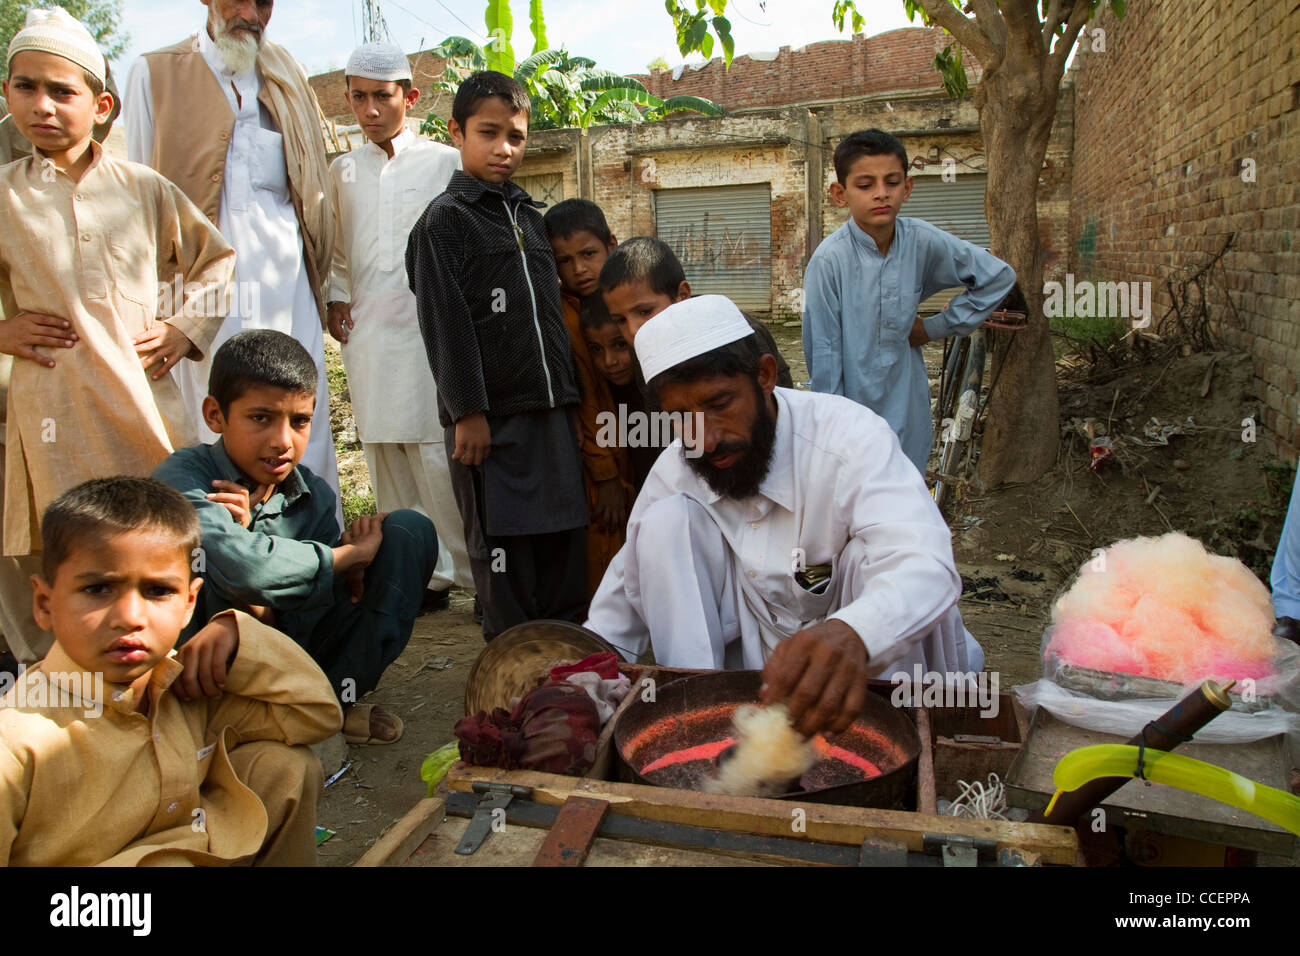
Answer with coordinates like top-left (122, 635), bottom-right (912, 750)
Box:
top-left (0, 12), bottom-right (234, 595)
top-left (0, 476), bottom-right (342, 866)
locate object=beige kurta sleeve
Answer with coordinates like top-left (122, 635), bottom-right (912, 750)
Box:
top-left (0, 737), bottom-right (30, 868)
top-left (156, 177), bottom-right (236, 361)
top-left (202, 610), bottom-right (343, 745)
top-left (325, 161), bottom-right (351, 305)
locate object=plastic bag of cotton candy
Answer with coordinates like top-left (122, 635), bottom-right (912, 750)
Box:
top-left (1013, 531), bottom-right (1300, 747)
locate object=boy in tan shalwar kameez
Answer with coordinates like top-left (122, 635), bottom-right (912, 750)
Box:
top-left (0, 9), bottom-right (234, 665)
top-left (0, 477), bottom-right (341, 866)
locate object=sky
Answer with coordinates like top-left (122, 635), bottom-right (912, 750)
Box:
top-left (111, 0), bottom-right (922, 79)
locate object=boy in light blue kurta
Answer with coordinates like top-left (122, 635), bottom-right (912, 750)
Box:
top-left (802, 129), bottom-right (1016, 475)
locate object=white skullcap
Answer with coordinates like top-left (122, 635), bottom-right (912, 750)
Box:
top-left (345, 42), bottom-right (412, 82)
top-left (635, 295), bottom-right (755, 384)
top-left (7, 6), bottom-right (106, 87)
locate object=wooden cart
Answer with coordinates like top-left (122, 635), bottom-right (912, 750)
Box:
top-left (358, 667), bottom-right (1080, 867)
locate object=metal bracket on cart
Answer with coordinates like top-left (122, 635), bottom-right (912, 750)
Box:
top-left (455, 782), bottom-right (534, 855)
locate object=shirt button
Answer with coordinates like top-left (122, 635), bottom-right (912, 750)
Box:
top-left (112, 690), bottom-right (124, 701)
top-left (747, 569), bottom-right (757, 578)
top-left (167, 802), bottom-right (179, 813)
top-left (749, 522), bottom-right (759, 530)
top-left (74, 193), bottom-right (85, 200)
top-left (219, 131), bottom-right (229, 140)
top-left (81, 234), bottom-right (91, 242)
top-left (153, 731), bottom-right (161, 741)
top-left (211, 173), bottom-right (222, 183)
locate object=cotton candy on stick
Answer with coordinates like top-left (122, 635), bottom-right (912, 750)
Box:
top-left (704, 703), bottom-right (817, 797)
top-left (1048, 532), bottom-right (1278, 684)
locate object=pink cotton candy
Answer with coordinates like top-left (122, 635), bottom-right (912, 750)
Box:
top-left (1047, 532), bottom-right (1278, 684)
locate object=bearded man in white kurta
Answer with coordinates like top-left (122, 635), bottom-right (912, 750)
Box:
top-left (325, 43), bottom-right (472, 598)
top-left (585, 296), bottom-right (984, 737)
top-left (122, 0), bottom-right (340, 504)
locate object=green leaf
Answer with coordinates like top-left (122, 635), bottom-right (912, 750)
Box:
top-left (932, 42), bottom-right (969, 99)
top-left (515, 48), bottom-right (565, 81)
top-left (700, 31), bottom-right (714, 60)
top-left (1110, 0), bottom-right (1127, 17)
top-left (657, 94), bottom-right (725, 117)
top-left (713, 17), bottom-right (735, 68)
top-left (419, 742), bottom-right (460, 796)
top-left (484, 0), bottom-right (516, 74)
top-left (706, 0), bottom-right (727, 14)
top-left (529, 0), bottom-right (549, 54)
top-left (580, 72), bottom-right (649, 93)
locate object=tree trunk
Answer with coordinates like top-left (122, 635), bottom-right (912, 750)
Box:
top-left (974, 68), bottom-right (1062, 489)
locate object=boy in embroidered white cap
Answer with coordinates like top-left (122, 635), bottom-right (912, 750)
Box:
top-left (585, 294), bottom-right (984, 738)
top-left (326, 42), bottom-right (471, 611)
top-left (0, 7), bottom-right (234, 662)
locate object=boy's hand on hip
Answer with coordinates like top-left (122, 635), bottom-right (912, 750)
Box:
top-left (908, 315), bottom-right (929, 348)
top-left (453, 412), bottom-right (491, 466)
top-left (173, 614), bottom-right (240, 702)
top-left (759, 619), bottom-right (870, 738)
top-left (593, 478), bottom-right (628, 533)
top-left (327, 302), bottom-right (354, 344)
top-left (0, 313), bottom-right (78, 367)
top-left (206, 479), bottom-right (265, 528)
top-left (134, 324), bottom-right (196, 380)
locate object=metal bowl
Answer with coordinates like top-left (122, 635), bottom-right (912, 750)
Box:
top-left (614, 670), bottom-right (920, 808)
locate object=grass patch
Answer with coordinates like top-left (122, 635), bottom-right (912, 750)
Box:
top-left (341, 488), bottom-right (377, 527)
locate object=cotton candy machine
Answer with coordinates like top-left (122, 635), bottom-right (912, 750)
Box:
top-left (614, 671), bottom-right (921, 808)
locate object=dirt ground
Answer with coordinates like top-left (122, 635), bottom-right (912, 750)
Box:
top-left (317, 329), bottom-right (1295, 865)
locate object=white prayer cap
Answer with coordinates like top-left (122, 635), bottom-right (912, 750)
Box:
top-left (7, 6), bottom-right (106, 87)
top-left (635, 295), bottom-right (755, 384)
top-left (345, 42), bottom-right (412, 83)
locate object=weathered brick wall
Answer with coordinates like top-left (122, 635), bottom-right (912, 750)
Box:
top-left (1071, 0), bottom-right (1300, 456)
top-left (634, 27), bottom-right (982, 109)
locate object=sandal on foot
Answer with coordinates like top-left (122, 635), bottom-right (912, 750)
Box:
top-left (343, 704), bottom-right (404, 745)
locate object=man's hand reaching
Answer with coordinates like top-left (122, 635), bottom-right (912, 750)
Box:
top-left (760, 619), bottom-right (870, 738)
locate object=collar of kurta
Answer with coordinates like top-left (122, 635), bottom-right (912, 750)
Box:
top-left (36, 641), bottom-right (183, 716)
top-left (209, 438), bottom-right (312, 516)
top-left (446, 168), bottom-right (543, 208)
top-left (29, 137), bottom-right (105, 181)
top-left (368, 126), bottom-right (414, 160)
top-left (693, 387), bottom-right (795, 512)
top-left (847, 213), bottom-right (906, 259)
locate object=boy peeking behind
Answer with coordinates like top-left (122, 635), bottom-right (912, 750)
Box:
top-left (0, 477), bottom-right (341, 866)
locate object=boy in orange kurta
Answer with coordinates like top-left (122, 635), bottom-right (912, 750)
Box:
top-left (544, 200), bottom-right (635, 598)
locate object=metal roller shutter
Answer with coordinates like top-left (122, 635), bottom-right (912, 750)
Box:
top-left (653, 184), bottom-right (772, 312)
top-left (902, 174), bottom-right (989, 314)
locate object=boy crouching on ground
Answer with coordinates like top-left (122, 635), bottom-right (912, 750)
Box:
top-left (0, 477), bottom-right (341, 866)
top-left (153, 330), bottom-right (438, 745)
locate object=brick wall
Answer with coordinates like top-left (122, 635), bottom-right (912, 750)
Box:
top-left (1071, 0), bottom-right (1300, 456)
top-left (633, 27), bottom-right (982, 109)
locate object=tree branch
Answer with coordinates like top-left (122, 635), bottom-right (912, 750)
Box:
top-left (1046, 0), bottom-right (1092, 80)
top-left (1042, 0), bottom-right (1068, 45)
top-left (915, 0), bottom-right (999, 68)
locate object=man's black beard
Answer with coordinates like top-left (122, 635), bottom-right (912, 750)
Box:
top-left (685, 382), bottom-right (777, 500)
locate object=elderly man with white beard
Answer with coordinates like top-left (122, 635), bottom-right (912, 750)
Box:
top-left (584, 295), bottom-right (984, 737)
top-left (123, 0), bottom-right (341, 508)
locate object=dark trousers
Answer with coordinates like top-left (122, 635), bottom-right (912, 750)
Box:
top-left (471, 526), bottom-right (588, 640)
top-left (286, 510), bottom-right (438, 703)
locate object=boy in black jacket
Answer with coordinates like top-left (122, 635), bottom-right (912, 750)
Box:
top-left (405, 71), bottom-right (587, 640)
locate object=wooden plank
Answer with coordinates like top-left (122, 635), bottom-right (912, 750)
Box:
top-left (915, 707), bottom-right (938, 815)
top-left (354, 798), bottom-right (447, 867)
top-left (402, 814), bottom-right (777, 867)
top-left (445, 763), bottom-right (1078, 865)
top-left (532, 796), bottom-right (610, 867)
